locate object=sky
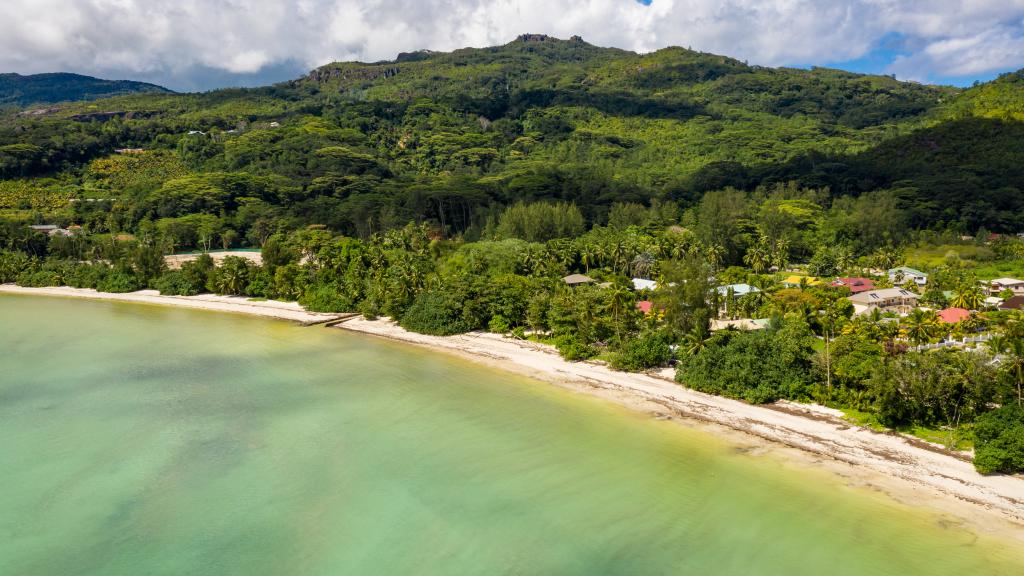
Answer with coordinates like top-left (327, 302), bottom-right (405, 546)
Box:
top-left (1, 0), bottom-right (1022, 92)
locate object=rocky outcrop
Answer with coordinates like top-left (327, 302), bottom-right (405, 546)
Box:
top-left (306, 65), bottom-right (400, 84)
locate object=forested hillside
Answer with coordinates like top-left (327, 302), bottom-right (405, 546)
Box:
top-left (0, 34), bottom-right (1021, 241)
top-left (0, 72), bottom-right (170, 107)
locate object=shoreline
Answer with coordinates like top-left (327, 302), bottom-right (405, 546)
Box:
top-left (334, 316), bottom-right (1024, 541)
top-left (3, 285), bottom-right (1023, 542)
top-left (0, 284), bottom-right (345, 324)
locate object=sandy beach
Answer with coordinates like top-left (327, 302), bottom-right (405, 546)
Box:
top-left (335, 316), bottom-right (1024, 538)
top-left (3, 284), bottom-right (1023, 540)
top-left (0, 284), bottom-right (344, 324)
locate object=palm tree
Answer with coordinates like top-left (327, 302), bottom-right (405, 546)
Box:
top-left (987, 334), bottom-right (1007, 356)
top-left (901, 308), bottom-right (940, 345)
top-left (743, 241), bottom-right (770, 274)
top-left (681, 325), bottom-right (709, 356)
top-left (1003, 338), bottom-right (1024, 408)
top-left (834, 246), bottom-right (855, 275)
top-left (950, 282), bottom-right (984, 310)
top-left (605, 285), bottom-right (634, 342)
top-left (772, 237), bottom-right (790, 271)
top-left (630, 252), bottom-right (656, 279)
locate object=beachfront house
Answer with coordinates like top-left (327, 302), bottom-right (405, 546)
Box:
top-left (988, 278), bottom-right (1024, 296)
top-left (831, 277), bottom-right (875, 294)
top-left (849, 288), bottom-right (920, 315)
top-left (888, 266), bottom-right (928, 286)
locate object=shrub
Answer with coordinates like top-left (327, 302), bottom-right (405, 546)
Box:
top-left (155, 271), bottom-right (200, 296)
top-left (400, 290), bottom-right (474, 335)
top-left (0, 251), bottom-right (32, 282)
top-left (488, 314), bottom-right (511, 334)
top-left (675, 320), bottom-right (815, 403)
top-left (555, 334), bottom-right (597, 361)
top-left (96, 270), bottom-right (140, 293)
top-left (299, 284), bottom-right (353, 313)
top-left (67, 263), bottom-right (110, 289)
top-left (973, 405), bottom-right (1024, 474)
top-left (16, 270), bottom-right (61, 287)
top-left (610, 332), bottom-right (671, 371)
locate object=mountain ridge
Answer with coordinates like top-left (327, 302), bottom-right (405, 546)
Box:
top-left (0, 72), bottom-right (171, 107)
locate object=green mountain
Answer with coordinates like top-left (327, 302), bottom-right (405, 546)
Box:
top-left (0, 72), bottom-right (170, 107)
top-left (1, 35), bottom-right (1022, 236)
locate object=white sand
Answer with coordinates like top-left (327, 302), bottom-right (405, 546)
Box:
top-left (336, 316), bottom-right (1024, 537)
top-left (164, 250), bottom-right (263, 270)
top-left (0, 284), bottom-right (342, 323)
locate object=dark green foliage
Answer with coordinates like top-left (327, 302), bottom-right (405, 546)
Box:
top-left (0, 250), bottom-right (30, 282)
top-left (496, 202), bottom-right (585, 242)
top-left (400, 289), bottom-right (475, 336)
top-left (554, 334), bottom-right (598, 361)
top-left (16, 269), bottom-right (61, 287)
top-left (610, 331), bottom-right (672, 371)
top-left (0, 72), bottom-right (170, 107)
top-left (95, 270), bottom-right (140, 293)
top-left (676, 320), bottom-right (816, 403)
top-left (155, 271), bottom-right (200, 296)
top-left (206, 256), bottom-right (252, 295)
top-left (299, 283), bottom-right (353, 313)
top-left (973, 405), bottom-right (1024, 474)
top-left (867, 350), bottom-right (998, 429)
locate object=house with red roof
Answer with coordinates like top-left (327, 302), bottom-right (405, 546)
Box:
top-left (937, 308), bottom-right (971, 324)
top-left (832, 277), bottom-right (875, 294)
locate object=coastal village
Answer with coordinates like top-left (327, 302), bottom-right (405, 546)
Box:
top-left (562, 255), bottom-right (1024, 354)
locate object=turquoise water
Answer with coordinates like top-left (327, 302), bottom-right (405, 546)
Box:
top-left (1, 295), bottom-right (1022, 575)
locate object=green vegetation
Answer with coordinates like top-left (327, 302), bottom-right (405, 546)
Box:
top-left (0, 72), bottom-right (170, 108)
top-left (2, 35), bottom-right (1024, 473)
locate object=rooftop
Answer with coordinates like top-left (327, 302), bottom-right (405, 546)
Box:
top-left (937, 308), bottom-right (971, 324)
top-left (716, 283), bottom-right (761, 296)
top-left (563, 273), bottom-right (594, 285)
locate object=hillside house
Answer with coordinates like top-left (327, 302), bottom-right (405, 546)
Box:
top-left (988, 278), bottom-right (1024, 296)
top-left (716, 283), bottom-right (761, 297)
top-left (937, 308), bottom-right (971, 324)
top-left (831, 277), bottom-right (875, 294)
top-left (999, 296), bottom-right (1024, 311)
top-left (849, 288), bottom-right (920, 315)
top-left (888, 266), bottom-right (927, 286)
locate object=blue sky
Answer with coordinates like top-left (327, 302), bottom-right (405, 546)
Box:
top-left (0, 1), bottom-right (1021, 91)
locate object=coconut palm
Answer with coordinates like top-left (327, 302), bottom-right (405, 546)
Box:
top-left (901, 308), bottom-right (941, 345)
top-left (950, 282), bottom-right (984, 310)
top-left (743, 240), bottom-right (770, 274)
top-left (680, 325), bottom-right (709, 356)
top-left (1002, 338), bottom-right (1024, 408)
top-left (771, 237), bottom-right (790, 271)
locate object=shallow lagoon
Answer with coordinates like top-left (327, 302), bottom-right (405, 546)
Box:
top-left (2, 295), bottom-right (1022, 575)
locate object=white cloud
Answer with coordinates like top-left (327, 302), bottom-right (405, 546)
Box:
top-left (0, 0), bottom-right (1021, 89)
